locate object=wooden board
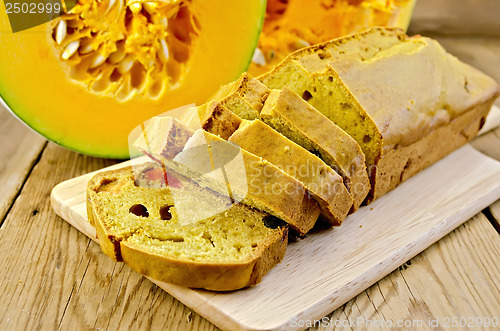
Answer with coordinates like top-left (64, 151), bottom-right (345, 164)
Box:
top-left (51, 108), bottom-right (500, 331)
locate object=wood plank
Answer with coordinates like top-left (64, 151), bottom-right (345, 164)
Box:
top-left (472, 127), bottom-right (500, 167)
top-left (2, 114), bottom-right (500, 331)
top-left (319, 123), bottom-right (500, 330)
top-left (2, 140), bottom-right (498, 331)
top-left (48, 103), bottom-right (500, 330)
top-left (409, 0), bottom-right (500, 36)
top-left (314, 213), bottom-right (500, 330)
top-left (487, 200), bottom-right (500, 234)
top-left (2, 34), bottom-right (500, 330)
top-left (0, 142), bottom-right (218, 330)
top-left (51, 143), bottom-right (500, 330)
top-left (0, 105), bottom-right (46, 224)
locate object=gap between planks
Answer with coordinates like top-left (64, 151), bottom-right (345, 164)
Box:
top-left (0, 143), bottom-right (214, 330)
top-left (0, 106), bottom-right (47, 227)
top-left (313, 212), bottom-right (500, 331)
top-left (1, 145), bottom-right (499, 330)
top-left (486, 201), bottom-right (500, 234)
top-left (0, 141), bottom-right (47, 228)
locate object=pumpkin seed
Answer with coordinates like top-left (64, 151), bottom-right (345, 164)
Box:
top-left (55, 20), bottom-right (67, 45)
top-left (62, 40), bottom-right (79, 60)
top-left (158, 39), bottom-right (169, 62)
top-left (106, 0), bottom-right (117, 13)
top-left (251, 48), bottom-right (266, 66)
top-left (160, 17), bottom-right (168, 28)
top-left (143, 2), bottom-right (157, 15)
top-left (79, 40), bottom-right (94, 55)
top-left (89, 53), bottom-right (107, 68)
top-left (109, 46), bottom-right (126, 63)
top-left (295, 39), bottom-right (310, 49)
top-left (118, 56), bottom-right (134, 73)
top-left (129, 2), bottom-right (142, 15)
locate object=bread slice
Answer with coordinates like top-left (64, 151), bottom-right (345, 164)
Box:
top-left (87, 163), bottom-right (288, 291)
top-left (194, 101), bottom-right (242, 140)
top-left (259, 27), bottom-right (500, 201)
top-left (260, 88), bottom-right (370, 211)
top-left (228, 119), bottom-right (353, 225)
top-left (258, 28), bottom-right (404, 174)
top-left (134, 117), bottom-right (321, 235)
top-left (161, 87), bottom-right (368, 212)
top-left (177, 74), bottom-right (269, 139)
top-left (212, 73), bottom-right (270, 120)
top-left (134, 115), bottom-right (194, 159)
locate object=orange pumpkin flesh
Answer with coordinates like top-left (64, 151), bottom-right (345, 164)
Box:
top-left (0, 0), bottom-right (266, 158)
top-left (249, 0), bottom-right (416, 76)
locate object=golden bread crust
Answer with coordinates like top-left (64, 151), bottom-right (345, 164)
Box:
top-left (260, 88), bottom-right (370, 211)
top-left (87, 164), bottom-right (289, 291)
top-left (135, 117), bottom-right (322, 234)
top-left (370, 96), bottom-right (496, 201)
top-left (258, 27), bottom-right (500, 203)
top-left (121, 226), bottom-right (288, 291)
top-left (229, 119), bottom-right (353, 225)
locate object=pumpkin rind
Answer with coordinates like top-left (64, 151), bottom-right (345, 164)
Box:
top-left (0, 0), bottom-right (266, 158)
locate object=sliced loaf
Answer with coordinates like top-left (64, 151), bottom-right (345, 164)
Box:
top-left (134, 117), bottom-right (321, 235)
top-left (259, 27), bottom-right (500, 201)
top-left (229, 119), bottom-right (353, 225)
top-left (87, 163), bottom-right (288, 291)
top-left (212, 73), bottom-right (270, 120)
top-left (260, 88), bottom-right (370, 211)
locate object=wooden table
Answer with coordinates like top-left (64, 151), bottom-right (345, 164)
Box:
top-left (1, 35), bottom-right (500, 330)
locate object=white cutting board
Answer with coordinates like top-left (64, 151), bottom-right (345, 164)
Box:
top-left (51, 106), bottom-right (500, 331)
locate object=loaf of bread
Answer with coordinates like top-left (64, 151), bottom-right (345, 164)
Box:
top-left (135, 117), bottom-right (321, 235)
top-left (87, 28), bottom-right (499, 291)
top-left (259, 27), bottom-right (500, 201)
top-left (180, 91), bottom-right (358, 221)
top-left (229, 119), bottom-right (353, 225)
top-left (87, 163), bottom-right (288, 291)
top-left (188, 77), bottom-right (367, 211)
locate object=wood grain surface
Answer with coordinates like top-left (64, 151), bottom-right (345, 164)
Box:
top-left (488, 200), bottom-right (500, 233)
top-left (0, 104), bottom-right (46, 224)
top-left (0, 35), bottom-right (500, 330)
top-left (2, 131), bottom-right (499, 330)
top-left (51, 137), bottom-right (500, 330)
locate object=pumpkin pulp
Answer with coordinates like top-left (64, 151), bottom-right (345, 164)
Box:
top-left (0, 0), bottom-right (266, 158)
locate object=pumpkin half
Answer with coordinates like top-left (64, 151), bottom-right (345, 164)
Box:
top-left (0, 0), bottom-right (266, 158)
top-left (249, 0), bottom-right (416, 76)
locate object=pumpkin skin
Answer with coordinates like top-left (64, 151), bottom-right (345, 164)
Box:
top-left (249, 0), bottom-right (416, 76)
top-left (0, 0), bottom-right (266, 158)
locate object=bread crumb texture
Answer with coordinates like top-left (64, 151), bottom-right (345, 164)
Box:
top-left (89, 164), bottom-right (285, 263)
